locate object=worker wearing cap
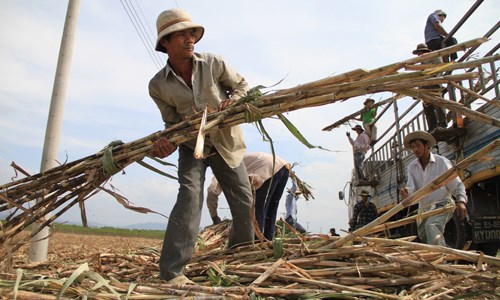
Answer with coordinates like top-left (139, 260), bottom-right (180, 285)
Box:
top-left (149, 8), bottom-right (254, 284)
top-left (400, 131), bottom-right (467, 246)
top-left (424, 9), bottom-right (458, 61)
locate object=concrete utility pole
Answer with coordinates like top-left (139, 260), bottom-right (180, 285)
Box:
top-left (29, 0), bottom-right (81, 262)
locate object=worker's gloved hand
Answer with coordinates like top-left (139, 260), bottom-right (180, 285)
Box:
top-left (212, 216), bottom-right (222, 225)
top-left (153, 137), bottom-right (177, 158)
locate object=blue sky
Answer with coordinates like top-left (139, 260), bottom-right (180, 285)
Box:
top-left (1, 0), bottom-right (498, 234)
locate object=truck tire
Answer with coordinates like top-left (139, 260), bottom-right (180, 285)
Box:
top-left (476, 242), bottom-right (500, 257)
top-left (444, 213), bottom-right (466, 249)
top-left (403, 222), bottom-right (420, 242)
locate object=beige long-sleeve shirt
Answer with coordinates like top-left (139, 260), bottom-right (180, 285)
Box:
top-left (149, 52), bottom-right (249, 168)
top-left (243, 152), bottom-right (289, 190)
top-left (206, 152), bottom-right (290, 217)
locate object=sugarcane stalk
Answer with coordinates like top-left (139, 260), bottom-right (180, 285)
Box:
top-left (402, 89), bottom-right (500, 127)
top-left (365, 236), bottom-right (500, 267)
top-left (271, 274), bottom-right (401, 299)
top-left (365, 204), bottom-right (455, 235)
top-left (193, 107), bottom-right (208, 159)
top-left (322, 95), bottom-right (400, 131)
top-left (449, 81), bottom-right (500, 107)
top-left (250, 258), bottom-right (284, 286)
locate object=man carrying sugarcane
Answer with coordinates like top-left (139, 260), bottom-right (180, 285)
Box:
top-left (149, 8), bottom-right (254, 285)
top-left (400, 131), bottom-right (467, 246)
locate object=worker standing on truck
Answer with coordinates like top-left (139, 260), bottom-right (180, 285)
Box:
top-left (400, 131), bottom-right (468, 246)
top-left (411, 43), bottom-right (446, 132)
top-left (346, 124), bottom-right (371, 181)
top-left (357, 98), bottom-right (377, 146)
top-left (424, 9), bottom-right (458, 61)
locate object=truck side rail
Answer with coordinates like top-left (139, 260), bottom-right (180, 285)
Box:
top-left (363, 19), bottom-right (499, 182)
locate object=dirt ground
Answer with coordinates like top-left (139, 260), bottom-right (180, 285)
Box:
top-left (5, 232), bottom-right (163, 276)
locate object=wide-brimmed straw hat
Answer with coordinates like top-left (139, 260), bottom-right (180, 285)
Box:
top-left (351, 124), bottom-right (364, 131)
top-left (364, 98), bottom-right (375, 105)
top-left (360, 190), bottom-right (371, 197)
top-left (155, 9), bottom-right (205, 53)
top-left (412, 43), bottom-right (431, 55)
top-left (403, 130), bottom-right (437, 149)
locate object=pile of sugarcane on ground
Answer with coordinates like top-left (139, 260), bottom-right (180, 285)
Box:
top-left (0, 221), bottom-right (499, 299)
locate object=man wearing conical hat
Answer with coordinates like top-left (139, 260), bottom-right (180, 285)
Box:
top-left (149, 9), bottom-right (254, 284)
top-left (400, 131), bottom-right (467, 246)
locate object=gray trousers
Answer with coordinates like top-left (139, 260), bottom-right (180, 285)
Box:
top-left (159, 146), bottom-right (254, 280)
top-left (353, 152), bottom-right (366, 181)
top-left (417, 200), bottom-right (455, 246)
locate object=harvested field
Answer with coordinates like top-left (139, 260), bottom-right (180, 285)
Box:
top-left (0, 222), bottom-right (499, 299)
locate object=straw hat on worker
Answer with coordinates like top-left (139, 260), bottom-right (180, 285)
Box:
top-left (412, 43), bottom-right (432, 55)
top-left (155, 9), bottom-right (205, 53)
top-left (359, 190), bottom-right (371, 197)
top-left (403, 130), bottom-right (437, 149)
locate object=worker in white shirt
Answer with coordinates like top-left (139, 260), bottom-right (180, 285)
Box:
top-left (400, 131), bottom-right (467, 246)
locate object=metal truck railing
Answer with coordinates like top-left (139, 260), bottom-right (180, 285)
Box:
top-left (362, 19), bottom-right (499, 185)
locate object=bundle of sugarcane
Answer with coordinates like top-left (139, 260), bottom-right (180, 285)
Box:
top-left (1, 37), bottom-right (497, 255)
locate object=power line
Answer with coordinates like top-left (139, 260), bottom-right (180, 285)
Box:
top-left (133, 0), bottom-right (160, 54)
top-left (129, 0), bottom-right (164, 66)
top-left (120, 0), bottom-right (163, 69)
top-left (119, 0), bottom-right (164, 70)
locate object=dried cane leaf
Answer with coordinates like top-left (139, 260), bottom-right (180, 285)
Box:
top-left (136, 160), bottom-right (178, 180)
top-left (100, 187), bottom-right (168, 218)
top-left (86, 271), bottom-right (121, 299)
top-left (59, 262), bottom-right (89, 298)
top-left (13, 268), bottom-right (23, 300)
top-left (277, 113), bottom-right (330, 151)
